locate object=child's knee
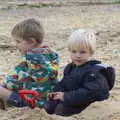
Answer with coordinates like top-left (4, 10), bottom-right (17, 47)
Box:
top-left (7, 92), bottom-right (27, 107)
top-left (44, 100), bottom-right (59, 114)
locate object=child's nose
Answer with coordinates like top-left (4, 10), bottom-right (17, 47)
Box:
top-left (75, 52), bottom-right (81, 57)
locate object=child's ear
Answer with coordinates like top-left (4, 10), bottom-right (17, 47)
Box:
top-left (29, 38), bottom-right (37, 43)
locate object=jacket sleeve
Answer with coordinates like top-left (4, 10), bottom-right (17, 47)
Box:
top-left (4, 56), bottom-right (28, 90)
top-left (63, 73), bottom-right (109, 106)
top-left (53, 80), bottom-right (66, 92)
top-left (53, 64), bottom-right (71, 92)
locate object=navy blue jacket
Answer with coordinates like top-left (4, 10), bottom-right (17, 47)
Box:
top-left (54, 60), bottom-right (110, 107)
top-left (44, 60), bottom-right (111, 116)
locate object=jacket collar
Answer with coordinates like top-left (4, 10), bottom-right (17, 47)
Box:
top-left (71, 60), bottom-right (101, 68)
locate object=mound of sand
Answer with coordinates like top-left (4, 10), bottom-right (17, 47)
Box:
top-left (0, 0), bottom-right (120, 120)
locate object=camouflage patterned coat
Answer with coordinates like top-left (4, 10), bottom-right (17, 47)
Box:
top-left (4, 46), bottom-right (59, 107)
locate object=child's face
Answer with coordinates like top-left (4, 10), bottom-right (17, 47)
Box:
top-left (70, 48), bottom-right (92, 66)
top-left (14, 37), bottom-right (38, 55)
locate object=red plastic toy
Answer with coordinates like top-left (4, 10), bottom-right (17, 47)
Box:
top-left (19, 90), bottom-right (40, 108)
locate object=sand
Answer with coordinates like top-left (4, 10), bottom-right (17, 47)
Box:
top-left (0, 0), bottom-right (120, 120)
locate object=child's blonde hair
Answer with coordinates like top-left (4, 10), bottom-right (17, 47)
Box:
top-left (11, 18), bottom-right (44, 44)
top-left (68, 29), bottom-right (96, 55)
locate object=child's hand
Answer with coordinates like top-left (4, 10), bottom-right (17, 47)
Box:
top-left (47, 92), bottom-right (56, 100)
top-left (52, 92), bottom-right (64, 101)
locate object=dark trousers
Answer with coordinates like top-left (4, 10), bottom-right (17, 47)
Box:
top-left (44, 100), bottom-right (86, 116)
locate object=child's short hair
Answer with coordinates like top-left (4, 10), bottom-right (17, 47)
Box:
top-left (68, 29), bottom-right (96, 54)
top-left (11, 18), bottom-right (44, 44)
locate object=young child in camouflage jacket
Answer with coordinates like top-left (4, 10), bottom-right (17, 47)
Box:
top-left (0, 18), bottom-right (59, 109)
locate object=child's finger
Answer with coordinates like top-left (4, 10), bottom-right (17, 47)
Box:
top-left (47, 93), bottom-right (55, 99)
top-left (49, 93), bottom-right (53, 98)
top-left (53, 95), bottom-right (60, 100)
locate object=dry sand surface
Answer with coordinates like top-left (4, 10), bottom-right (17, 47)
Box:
top-left (0, 0), bottom-right (120, 120)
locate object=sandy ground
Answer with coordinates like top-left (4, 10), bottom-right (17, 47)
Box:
top-left (0, 0), bottom-right (120, 120)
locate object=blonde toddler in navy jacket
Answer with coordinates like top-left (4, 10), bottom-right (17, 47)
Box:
top-left (44, 29), bottom-right (115, 116)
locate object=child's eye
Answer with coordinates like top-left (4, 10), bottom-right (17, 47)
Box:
top-left (71, 50), bottom-right (77, 53)
top-left (79, 50), bottom-right (86, 54)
